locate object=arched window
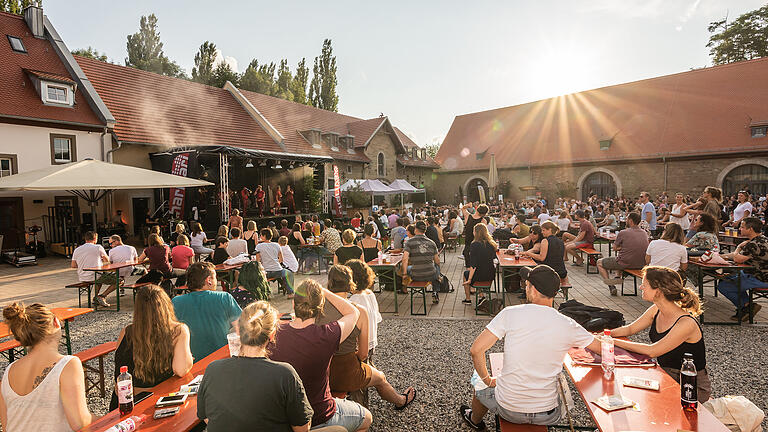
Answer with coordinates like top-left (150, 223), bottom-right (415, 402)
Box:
top-left (377, 153), bottom-right (385, 176)
top-left (723, 164), bottom-right (768, 197)
top-left (581, 171), bottom-right (616, 201)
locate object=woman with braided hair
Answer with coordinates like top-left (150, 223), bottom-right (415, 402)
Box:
top-left (609, 266), bottom-right (711, 401)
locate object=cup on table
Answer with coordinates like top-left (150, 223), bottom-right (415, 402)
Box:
top-left (227, 332), bottom-right (241, 357)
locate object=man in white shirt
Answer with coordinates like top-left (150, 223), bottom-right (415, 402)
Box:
top-left (253, 228), bottom-right (294, 297)
top-left (226, 227), bottom-right (248, 257)
top-left (461, 265), bottom-right (601, 429)
top-left (537, 209), bottom-right (550, 225)
top-left (102, 235), bottom-right (138, 299)
top-left (71, 231), bottom-right (110, 307)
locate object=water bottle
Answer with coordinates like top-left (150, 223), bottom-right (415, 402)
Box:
top-left (681, 353), bottom-right (698, 411)
top-left (378, 250), bottom-right (383, 264)
top-left (601, 330), bottom-right (615, 379)
top-left (116, 366), bottom-right (134, 415)
top-left (105, 414), bottom-right (147, 432)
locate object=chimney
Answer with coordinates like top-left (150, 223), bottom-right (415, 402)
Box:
top-left (24, 5), bottom-right (45, 39)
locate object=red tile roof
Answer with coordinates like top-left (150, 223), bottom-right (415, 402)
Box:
top-left (394, 127), bottom-right (439, 168)
top-left (0, 12), bottom-right (103, 127)
top-left (24, 69), bottom-right (75, 85)
top-left (347, 118), bottom-right (386, 148)
top-left (77, 56), bottom-right (279, 150)
top-left (436, 57), bottom-right (768, 171)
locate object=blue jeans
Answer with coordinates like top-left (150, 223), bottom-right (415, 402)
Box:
top-left (716, 271), bottom-right (768, 309)
top-left (475, 387), bottom-right (561, 425)
top-left (266, 269), bottom-right (294, 294)
top-left (312, 398), bottom-right (367, 431)
top-left (406, 264), bottom-right (441, 295)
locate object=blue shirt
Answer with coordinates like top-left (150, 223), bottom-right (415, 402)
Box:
top-left (391, 226), bottom-right (408, 250)
top-left (172, 290), bottom-right (242, 361)
top-left (642, 202), bottom-right (657, 230)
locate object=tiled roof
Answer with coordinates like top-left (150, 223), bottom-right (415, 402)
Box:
top-left (394, 127), bottom-right (440, 168)
top-left (0, 12), bottom-right (103, 127)
top-left (76, 56), bottom-right (280, 150)
top-left (347, 118), bottom-right (386, 148)
top-left (24, 69), bottom-right (75, 85)
top-left (436, 57), bottom-right (768, 171)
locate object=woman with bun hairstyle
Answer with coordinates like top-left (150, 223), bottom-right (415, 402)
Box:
top-left (0, 303), bottom-right (93, 431)
top-left (320, 265), bottom-right (415, 411)
top-left (197, 301), bottom-right (314, 431)
top-left (609, 266), bottom-right (711, 401)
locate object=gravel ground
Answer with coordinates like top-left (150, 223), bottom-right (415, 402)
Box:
top-left (1, 311), bottom-right (766, 431)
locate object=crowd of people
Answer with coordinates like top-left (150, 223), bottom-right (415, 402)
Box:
top-left (2, 185), bottom-right (768, 431)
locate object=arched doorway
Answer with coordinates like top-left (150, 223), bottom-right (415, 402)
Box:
top-left (581, 171), bottom-right (617, 201)
top-left (722, 164), bottom-right (768, 197)
top-left (465, 177), bottom-right (489, 203)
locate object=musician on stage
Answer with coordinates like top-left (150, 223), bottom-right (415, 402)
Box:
top-left (240, 186), bottom-right (252, 213)
top-left (284, 185), bottom-right (295, 214)
top-left (255, 185), bottom-right (265, 217)
top-left (274, 185), bottom-right (283, 215)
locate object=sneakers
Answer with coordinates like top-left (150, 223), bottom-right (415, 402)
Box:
top-left (462, 299), bottom-right (472, 304)
top-left (119, 288), bottom-right (126, 297)
top-left (459, 405), bottom-right (486, 431)
top-left (609, 285), bottom-right (618, 296)
top-left (604, 277), bottom-right (624, 285)
top-left (571, 261), bottom-right (584, 267)
top-left (731, 303), bottom-right (762, 322)
top-left (94, 295), bottom-right (110, 307)
top-left (432, 293), bottom-right (440, 304)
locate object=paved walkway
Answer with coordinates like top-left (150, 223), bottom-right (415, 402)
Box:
top-left (0, 243), bottom-right (765, 325)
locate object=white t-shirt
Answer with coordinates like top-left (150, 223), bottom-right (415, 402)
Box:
top-left (108, 244), bottom-right (138, 277)
top-left (71, 243), bottom-right (107, 282)
top-left (254, 242), bottom-right (282, 272)
top-left (733, 201), bottom-right (753, 222)
top-left (486, 304), bottom-right (594, 413)
top-left (279, 244), bottom-right (299, 273)
top-left (537, 213), bottom-right (550, 224)
top-left (646, 239), bottom-right (688, 271)
top-left (669, 203), bottom-right (690, 229)
top-left (190, 232), bottom-right (207, 248)
top-left (554, 217), bottom-right (570, 233)
top-left (226, 239), bottom-right (249, 257)
top-left (349, 291), bottom-right (382, 351)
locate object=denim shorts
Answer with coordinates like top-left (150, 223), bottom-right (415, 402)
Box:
top-left (475, 387), bottom-right (561, 425)
top-left (312, 398), bottom-right (367, 431)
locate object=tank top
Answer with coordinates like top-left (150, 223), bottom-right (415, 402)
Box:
top-left (2, 355), bottom-right (76, 432)
top-left (648, 312), bottom-right (706, 370)
top-left (316, 302), bottom-right (361, 355)
top-left (539, 235), bottom-right (567, 278)
top-left (359, 237), bottom-right (380, 263)
top-left (243, 231), bottom-right (258, 254)
top-left (113, 325), bottom-right (174, 388)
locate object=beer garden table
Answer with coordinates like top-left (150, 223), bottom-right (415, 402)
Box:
top-left (367, 252), bottom-right (403, 314)
top-left (84, 260), bottom-right (143, 312)
top-left (0, 307), bottom-right (92, 355)
top-left (717, 231), bottom-right (748, 253)
top-left (689, 257), bottom-right (754, 325)
top-left (595, 232), bottom-right (617, 256)
top-left (495, 251), bottom-right (537, 295)
top-left (79, 345), bottom-right (229, 432)
top-left (299, 242), bottom-right (324, 275)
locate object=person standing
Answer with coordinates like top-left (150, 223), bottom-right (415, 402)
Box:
top-left (284, 185), bottom-right (296, 214)
top-left (274, 185), bottom-right (283, 215)
top-left (461, 204), bottom-right (489, 265)
top-left (639, 191), bottom-right (657, 231)
top-left (669, 193), bottom-right (691, 231)
top-left (71, 231), bottom-right (110, 307)
top-left (255, 185), bottom-right (266, 217)
top-left (228, 209), bottom-right (243, 232)
top-left (596, 212), bottom-right (649, 296)
top-left (727, 191), bottom-right (753, 228)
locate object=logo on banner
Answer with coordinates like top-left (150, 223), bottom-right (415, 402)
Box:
top-left (333, 165), bottom-right (342, 217)
top-left (169, 153), bottom-right (190, 218)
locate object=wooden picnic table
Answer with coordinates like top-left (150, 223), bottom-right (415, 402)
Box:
top-left (495, 250), bottom-right (536, 293)
top-left (563, 353), bottom-right (729, 432)
top-left (368, 253), bottom-right (403, 314)
top-left (213, 261), bottom-right (248, 289)
top-left (84, 260), bottom-right (142, 312)
top-left (689, 257), bottom-right (754, 325)
top-left (79, 345), bottom-right (229, 432)
top-left (298, 242), bottom-right (325, 274)
top-left (595, 232), bottom-right (617, 256)
top-left (0, 307), bottom-right (92, 355)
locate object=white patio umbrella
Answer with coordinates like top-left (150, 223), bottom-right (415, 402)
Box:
top-left (0, 159), bottom-right (213, 227)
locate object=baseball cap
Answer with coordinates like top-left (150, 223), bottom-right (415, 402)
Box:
top-left (414, 221), bottom-right (427, 232)
top-left (519, 265), bottom-right (560, 298)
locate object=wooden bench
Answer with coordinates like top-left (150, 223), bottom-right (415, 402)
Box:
top-left (472, 280), bottom-right (496, 316)
top-left (0, 339), bottom-right (22, 362)
top-left (407, 281), bottom-right (431, 315)
top-left (445, 235), bottom-right (459, 251)
top-left (621, 268), bottom-right (643, 296)
top-left (496, 418), bottom-right (547, 432)
top-left (267, 277), bottom-right (284, 296)
top-left (559, 278), bottom-right (571, 302)
top-left (574, 246), bottom-right (601, 274)
top-left (123, 282), bottom-right (153, 302)
top-left (75, 341), bottom-right (118, 398)
top-left (66, 281), bottom-right (94, 308)
top-left (749, 284), bottom-right (768, 324)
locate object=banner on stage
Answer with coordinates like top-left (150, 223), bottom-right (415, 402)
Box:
top-left (333, 165), bottom-right (342, 217)
top-left (169, 152), bottom-right (190, 218)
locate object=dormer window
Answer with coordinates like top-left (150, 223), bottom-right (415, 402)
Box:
top-left (7, 35), bottom-right (26, 53)
top-left (599, 138), bottom-right (612, 150)
top-left (752, 126), bottom-right (767, 138)
top-left (421, 149), bottom-right (426, 159)
top-left (42, 81), bottom-right (74, 106)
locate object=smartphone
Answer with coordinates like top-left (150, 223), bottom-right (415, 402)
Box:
top-left (135, 391), bottom-right (153, 404)
top-left (155, 394), bottom-right (188, 407)
top-left (153, 406), bottom-right (180, 419)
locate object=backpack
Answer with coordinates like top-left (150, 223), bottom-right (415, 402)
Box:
top-left (557, 300), bottom-right (625, 332)
top-left (438, 273), bottom-right (453, 293)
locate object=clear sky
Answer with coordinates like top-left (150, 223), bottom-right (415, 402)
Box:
top-left (46, 0), bottom-right (763, 147)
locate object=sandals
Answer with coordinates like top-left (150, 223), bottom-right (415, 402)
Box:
top-left (394, 387), bottom-right (416, 410)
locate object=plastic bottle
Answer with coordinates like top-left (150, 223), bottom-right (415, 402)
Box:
top-left (378, 250), bottom-right (383, 264)
top-left (601, 329), bottom-right (615, 379)
top-left (105, 414), bottom-right (147, 432)
top-left (681, 353), bottom-right (698, 411)
top-left (116, 366), bottom-right (134, 415)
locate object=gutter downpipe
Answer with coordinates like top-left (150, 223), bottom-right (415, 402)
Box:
top-left (663, 156), bottom-right (668, 192)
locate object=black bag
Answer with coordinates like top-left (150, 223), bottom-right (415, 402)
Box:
top-left (438, 273), bottom-right (453, 293)
top-left (557, 300), bottom-right (625, 332)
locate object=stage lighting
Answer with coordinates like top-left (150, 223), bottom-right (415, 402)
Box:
top-left (245, 159), bottom-right (254, 168)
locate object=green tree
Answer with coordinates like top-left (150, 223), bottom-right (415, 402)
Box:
top-left (125, 14), bottom-right (186, 78)
top-left (210, 62), bottom-right (239, 88)
top-left (72, 47), bottom-right (108, 62)
top-left (240, 59), bottom-right (276, 95)
top-left (308, 39), bottom-right (338, 111)
top-left (192, 41), bottom-right (217, 85)
top-left (303, 175), bottom-right (322, 212)
top-left (1, 0), bottom-right (39, 14)
top-left (707, 5), bottom-right (768, 65)
top-left (425, 142), bottom-right (440, 158)
top-left (272, 59), bottom-right (294, 100)
top-left (290, 58), bottom-right (309, 104)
